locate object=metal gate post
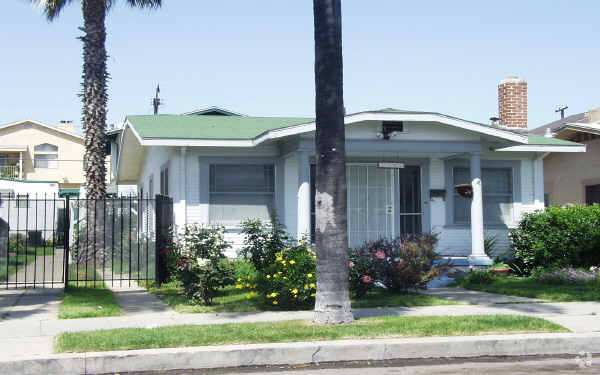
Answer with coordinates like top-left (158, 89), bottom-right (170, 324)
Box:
top-left (63, 195), bottom-right (70, 291)
top-left (154, 195), bottom-right (161, 288)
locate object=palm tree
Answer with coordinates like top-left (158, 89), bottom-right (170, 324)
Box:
top-left (35, 0), bottom-right (162, 199)
top-left (312, 0), bottom-right (353, 324)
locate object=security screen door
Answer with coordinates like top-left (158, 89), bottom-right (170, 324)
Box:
top-left (346, 164), bottom-right (422, 247)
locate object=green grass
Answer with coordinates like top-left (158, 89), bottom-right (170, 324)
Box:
top-left (456, 276), bottom-right (600, 302)
top-left (59, 268), bottom-right (123, 319)
top-left (55, 314), bottom-right (567, 353)
top-left (0, 246), bottom-right (57, 282)
top-left (142, 281), bottom-right (456, 314)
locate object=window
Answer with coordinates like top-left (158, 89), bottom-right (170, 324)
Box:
top-left (16, 194), bottom-right (28, 208)
top-left (160, 165), bottom-right (169, 196)
top-left (453, 167), bottom-right (513, 225)
top-left (0, 190), bottom-right (14, 207)
top-left (148, 175), bottom-right (154, 198)
top-left (209, 164), bottom-right (274, 225)
top-left (34, 143), bottom-right (58, 169)
top-left (586, 184), bottom-right (600, 205)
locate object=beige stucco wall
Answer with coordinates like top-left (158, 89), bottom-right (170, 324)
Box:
top-left (0, 121), bottom-right (86, 187)
top-left (544, 138), bottom-right (600, 205)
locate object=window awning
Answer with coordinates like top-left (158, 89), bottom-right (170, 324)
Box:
top-left (58, 188), bottom-right (80, 198)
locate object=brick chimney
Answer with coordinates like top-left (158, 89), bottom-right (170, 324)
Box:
top-left (498, 77), bottom-right (527, 128)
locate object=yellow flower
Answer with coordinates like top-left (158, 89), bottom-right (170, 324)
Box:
top-left (270, 292), bottom-right (278, 297)
top-left (246, 292), bottom-right (256, 299)
top-left (266, 294), bottom-right (272, 299)
top-left (274, 274), bottom-right (279, 278)
top-left (307, 249), bottom-right (312, 253)
top-left (245, 283), bottom-right (250, 288)
top-left (313, 256), bottom-right (316, 260)
top-left (289, 260), bottom-right (296, 265)
top-left (282, 260), bottom-right (286, 265)
top-left (307, 273), bottom-right (313, 278)
top-left (291, 288), bottom-right (298, 294)
top-left (273, 300), bottom-right (278, 305)
top-left (237, 278), bottom-right (241, 282)
top-left (247, 276), bottom-right (251, 280)
top-left (304, 284), bottom-right (309, 290)
top-left (266, 275), bottom-right (271, 279)
top-left (310, 283), bottom-right (316, 288)
top-left (283, 276), bottom-right (288, 280)
top-left (278, 271), bottom-right (283, 275)
top-left (276, 257), bottom-right (283, 262)
top-left (311, 293), bottom-right (316, 297)
top-left (285, 247), bottom-right (291, 251)
top-left (275, 252), bottom-right (282, 257)
top-left (235, 284), bottom-right (243, 289)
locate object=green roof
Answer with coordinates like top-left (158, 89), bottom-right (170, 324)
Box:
top-left (527, 135), bottom-right (583, 146)
top-left (127, 115), bottom-right (313, 140)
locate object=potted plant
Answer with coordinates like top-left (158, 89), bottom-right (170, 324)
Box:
top-left (454, 184), bottom-right (473, 198)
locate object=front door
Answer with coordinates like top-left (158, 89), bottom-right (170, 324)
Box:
top-left (310, 164), bottom-right (423, 247)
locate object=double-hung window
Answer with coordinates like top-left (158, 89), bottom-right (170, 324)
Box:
top-left (34, 144), bottom-right (58, 169)
top-left (453, 167), bottom-right (514, 225)
top-left (209, 164), bottom-right (274, 226)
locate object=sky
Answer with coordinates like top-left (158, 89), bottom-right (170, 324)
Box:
top-left (1, 0), bottom-right (599, 134)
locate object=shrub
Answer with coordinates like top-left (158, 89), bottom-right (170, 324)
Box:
top-left (8, 233), bottom-right (25, 252)
top-left (168, 225), bottom-right (234, 305)
top-left (532, 266), bottom-right (600, 285)
top-left (250, 241), bottom-right (316, 308)
top-left (239, 215), bottom-right (293, 272)
top-left (463, 268), bottom-right (495, 284)
top-left (510, 205), bottom-right (600, 273)
top-left (348, 234), bottom-right (451, 298)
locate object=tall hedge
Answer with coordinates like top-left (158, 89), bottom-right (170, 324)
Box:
top-left (510, 205), bottom-right (600, 272)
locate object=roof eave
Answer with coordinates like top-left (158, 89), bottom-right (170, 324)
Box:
top-left (495, 145), bottom-right (586, 152)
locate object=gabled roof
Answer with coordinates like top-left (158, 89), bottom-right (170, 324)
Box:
top-left (125, 108), bottom-right (534, 147)
top-left (182, 106), bottom-right (245, 116)
top-left (0, 119), bottom-right (83, 140)
top-left (530, 112), bottom-right (587, 135)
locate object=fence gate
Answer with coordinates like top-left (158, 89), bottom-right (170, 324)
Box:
top-left (0, 194), bottom-right (172, 289)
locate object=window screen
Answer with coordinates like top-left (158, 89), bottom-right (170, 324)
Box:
top-left (34, 154), bottom-right (58, 168)
top-left (209, 164), bottom-right (274, 225)
top-left (453, 167), bottom-right (513, 224)
top-left (160, 167), bottom-right (169, 196)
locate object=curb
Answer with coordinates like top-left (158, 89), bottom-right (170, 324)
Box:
top-left (2, 333), bottom-right (600, 375)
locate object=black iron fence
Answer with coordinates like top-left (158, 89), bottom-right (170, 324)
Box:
top-left (0, 194), bottom-right (173, 289)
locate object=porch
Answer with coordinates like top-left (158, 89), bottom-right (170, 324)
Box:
top-left (0, 146), bottom-right (26, 180)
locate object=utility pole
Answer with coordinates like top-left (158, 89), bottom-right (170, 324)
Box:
top-left (555, 105), bottom-right (568, 119)
top-left (152, 85), bottom-right (162, 115)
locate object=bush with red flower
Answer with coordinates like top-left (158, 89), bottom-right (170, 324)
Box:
top-left (167, 224), bottom-right (234, 305)
top-left (348, 234), bottom-right (451, 298)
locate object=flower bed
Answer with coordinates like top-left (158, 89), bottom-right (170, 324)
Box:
top-left (532, 266), bottom-right (599, 285)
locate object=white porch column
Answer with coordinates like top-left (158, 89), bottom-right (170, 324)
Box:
top-left (297, 151), bottom-right (311, 241)
top-left (468, 152), bottom-right (492, 265)
top-left (18, 152), bottom-right (23, 179)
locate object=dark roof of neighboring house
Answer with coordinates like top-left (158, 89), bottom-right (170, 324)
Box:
top-left (530, 112), bottom-right (588, 135)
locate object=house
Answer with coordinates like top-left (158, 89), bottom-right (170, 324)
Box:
top-left (0, 119), bottom-right (87, 198)
top-left (531, 108), bottom-right (600, 205)
top-left (114, 80), bottom-right (584, 263)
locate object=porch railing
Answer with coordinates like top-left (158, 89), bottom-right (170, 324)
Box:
top-left (0, 165), bottom-right (19, 179)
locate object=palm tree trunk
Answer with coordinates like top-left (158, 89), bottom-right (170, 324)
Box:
top-left (313, 0), bottom-right (353, 325)
top-left (81, 0), bottom-right (108, 200)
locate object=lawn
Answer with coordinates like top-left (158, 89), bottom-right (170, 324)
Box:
top-left (59, 267), bottom-right (123, 319)
top-left (0, 246), bottom-right (56, 282)
top-left (456, 276), bottom-right (600, 302)
top-left (55, 314), bottom-right (566, 353)
top-left (142, 281), bottom-right (456, 314)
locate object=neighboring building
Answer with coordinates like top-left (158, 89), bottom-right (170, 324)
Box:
top-left (531, 108), bottom-right (600, 205)
top-left (0, 119), bottom-right (85, 197)
top-left (114, 80), bottom-right (584, 263)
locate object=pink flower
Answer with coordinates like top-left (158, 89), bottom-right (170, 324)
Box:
top-left (349, 261), bottom-right (355, 268)
top-left (362, 275), bottom-right (372, 283)
top-left (375, 251), bottom-right (386, 259)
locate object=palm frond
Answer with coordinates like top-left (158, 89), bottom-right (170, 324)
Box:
top-left (33, 0), bottom-right (77, 21)
top-left (124, 0), bottom-right (162, 9)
